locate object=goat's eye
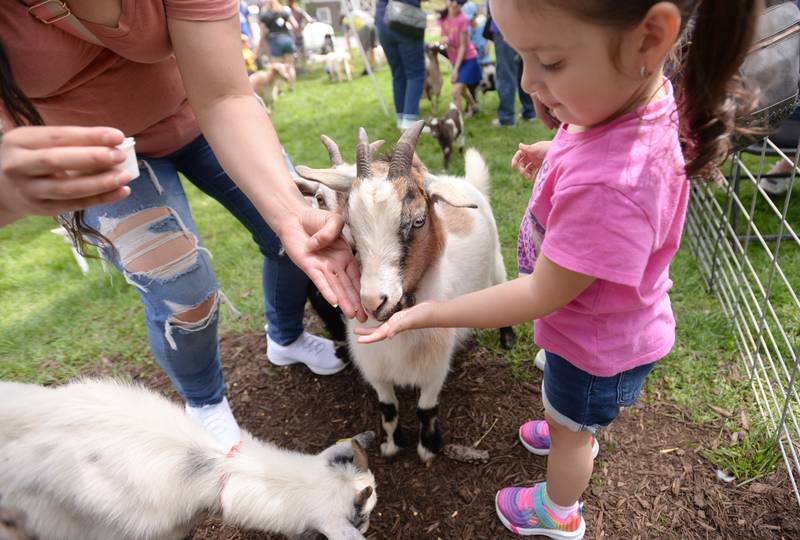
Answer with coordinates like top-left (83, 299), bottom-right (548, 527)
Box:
top-left (315, 193), bottom-right (325, 207)
top-left (412, 216), bottom-right (426, 228)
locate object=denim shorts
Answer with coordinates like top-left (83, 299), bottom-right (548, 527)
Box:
top-left (542, 351), bottom-right (656, 433)
top-left (456, 57), bottom-right (482, 86)
top-left (268, 34), bottom-right (296, 57)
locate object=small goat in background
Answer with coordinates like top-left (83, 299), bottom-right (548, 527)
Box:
top-left (0, 379), bottom-right (377, 540)
top-left (427, 103), bottom-right (464, 170)
top-left (423, 43), bottom-right (446, 114)
top-left (309, 51), bottom-right (353, 83)
top-left (296, 123), bottom-right (516, 465)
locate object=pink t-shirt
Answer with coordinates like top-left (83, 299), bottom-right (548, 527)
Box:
top-left (517, 80), bottom-right (690, 377)
top-left (440, 14), bottom-right (476, 65)
top-left (0, 0), bottom-right (238, 157)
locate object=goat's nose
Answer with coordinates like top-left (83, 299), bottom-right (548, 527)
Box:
top-left (362, 294), bottom-right (388, 317)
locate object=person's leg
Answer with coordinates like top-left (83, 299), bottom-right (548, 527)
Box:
top-left (493, 33), bottom-right (518, 126)
top-left (451, 81), bottom-right (463, 114)
top-left (377, 24), bottom-right (407, 126)
top-left (544, 412), bottom-right (594, 506)
top-left (82, 154), bottom-right (240, 448)
top-left (396, 33), bottom-right (426, 124)
top-left (173, 136), bottom-right (345, 375)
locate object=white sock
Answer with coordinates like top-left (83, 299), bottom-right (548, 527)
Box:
top-left (185, 396), bottom-right (241, 450)
top-left (543, 486), bottom-right (579, 520)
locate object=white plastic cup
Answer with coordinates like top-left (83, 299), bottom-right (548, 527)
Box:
top-left (116, 137), bottom-right (140, 180)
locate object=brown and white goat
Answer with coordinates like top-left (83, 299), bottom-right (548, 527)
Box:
top-left (0, 379), bottom-right (377, 540)
top-left (427, 102), bottom-right (464, 170)
top-left (295, 123), bottom-right (515, 464)
top-left (423, 43), bottom-right (446, 114)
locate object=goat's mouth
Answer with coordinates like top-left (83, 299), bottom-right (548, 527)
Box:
top-left (373, 292), bottom-right (416, 322)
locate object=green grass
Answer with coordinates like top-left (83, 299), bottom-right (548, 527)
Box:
top-left (0, 56), bottom-right (791, 477)
top-left (703, 424), bottom-right (783, 483)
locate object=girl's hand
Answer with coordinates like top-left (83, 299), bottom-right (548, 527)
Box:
top-left (279, 206), bottom-right (367, 322)
top-left (0, 126), bottom-right (133, 222)
top-left (511, 141), bottom-right (550, 181)
top-left (451, 71), bottom-right (458, 84)
top-left (354, 301), bottom-right (436, 344)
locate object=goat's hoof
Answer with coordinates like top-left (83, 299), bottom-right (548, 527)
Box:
top-left (499, 326), bottom-right (517, 350)
top-left (417, 442), bottom-right (438, 465)
top-left (380, 440), bottom-right (402, 458)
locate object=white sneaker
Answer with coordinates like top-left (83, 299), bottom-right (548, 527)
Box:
top-left (267, 331), bottom-right (346, 375)
top-left (185, 396), bottom-right (241, 450)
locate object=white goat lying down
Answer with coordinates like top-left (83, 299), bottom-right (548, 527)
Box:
top-left (0, 379), bottom-right (376, 540)
top-left (296, 122), bottom-right (515, 464)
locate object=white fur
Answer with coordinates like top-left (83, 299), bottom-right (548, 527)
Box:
top-left (310, 51), bottom-right (353, 82)
top-left (0, 379), bottom-right (376, 540)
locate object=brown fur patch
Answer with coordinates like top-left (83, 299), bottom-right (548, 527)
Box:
top-left (401, 189), bottom-right (445, 295)
top-left (440, 205), bottom-right (474, 237)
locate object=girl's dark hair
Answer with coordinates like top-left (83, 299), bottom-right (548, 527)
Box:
top-left (533, 0), bottom-right (761, 179)
top-left (1, 41), bottom-right (110, 255)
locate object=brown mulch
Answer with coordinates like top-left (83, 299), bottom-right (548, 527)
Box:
top-left (90, 328), bottom-right (800, 540)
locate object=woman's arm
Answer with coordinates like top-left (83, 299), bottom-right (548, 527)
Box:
top-left (356, 255), bottom-right (594, 343)
top-left (167, 15), bottom-right (364, 320)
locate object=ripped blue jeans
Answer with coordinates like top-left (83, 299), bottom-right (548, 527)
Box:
top-left (83, 135), bottom-right (310, 406)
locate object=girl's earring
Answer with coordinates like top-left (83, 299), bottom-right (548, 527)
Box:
top-left (640, 66), bottom-right (651, 78)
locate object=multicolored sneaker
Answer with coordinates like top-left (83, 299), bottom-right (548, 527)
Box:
top-left (519, 420), bottom-right (599, 459)
top-left (495, 483), bottom-right (585, 538)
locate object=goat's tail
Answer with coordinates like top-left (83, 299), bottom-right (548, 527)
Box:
top-left (464, 148), bottom-right (490, 197)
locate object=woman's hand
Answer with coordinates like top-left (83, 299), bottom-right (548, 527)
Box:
top-left (0, 126), bottom-right (132, 224)
top-left (353, 301), bottom-right (436, 344)
top-left (511, 140), bottom-right (550, 181)
top-left (279, 206), bottom-right (367, 322)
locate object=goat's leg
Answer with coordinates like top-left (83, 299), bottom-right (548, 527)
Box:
top-left (416, 377), bottom-right (447, 464)
top-left (306, 282), bottom-right (351, 363)
top-left (373, 380), bottom-right (406, 458)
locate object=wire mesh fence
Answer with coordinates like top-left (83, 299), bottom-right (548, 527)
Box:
top-left (685, 136), bottom-right (800, 504)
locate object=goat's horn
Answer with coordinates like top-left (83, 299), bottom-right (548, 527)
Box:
top-left (356, 127), bottom-right (370, 179)
top-left (320, 134), bottom-right (344, 167)
top-left (388, 121), bottom-right (424, 180)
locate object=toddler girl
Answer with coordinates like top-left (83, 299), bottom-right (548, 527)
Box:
top-left (357, 0), bottom-right (760, 537)
top-left (439, 0), bottom-right (482, 116)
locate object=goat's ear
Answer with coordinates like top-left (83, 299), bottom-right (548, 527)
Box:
top-left (355, 485), bottom-right (373, 507)
top-left (294, 176), bottom-right (320, 196)
top-left (295, 166), bottom-right (354, 193)
top-left (351, 439), bottom-right (369, 473)
top-left (425, 176), bottom-right (478, 209)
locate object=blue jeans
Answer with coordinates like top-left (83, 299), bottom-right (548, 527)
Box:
top-left (494, 32), bottom-right (534, 125)
top-left (376, 19), bottom-right (425, 122)
top-left (542, 351), bottom-right (656, 433)
top-left (83, 135), bottom-right (309, 406)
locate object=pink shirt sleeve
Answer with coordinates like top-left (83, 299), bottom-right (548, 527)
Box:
top-left (165, 0), bottom-right (239, 20)
top-left (541, 184), bottom-right (655, 287)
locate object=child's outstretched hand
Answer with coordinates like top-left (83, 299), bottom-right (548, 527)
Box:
top-left (511, 141), bottom-right (551, 181)
top-left (354, 301), bottom-right (436, 344)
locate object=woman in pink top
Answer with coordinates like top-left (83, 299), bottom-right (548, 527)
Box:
top-left (439, 0), bottom-right (481, 116)
top-left (356, 0), bottom-right (759, 537)
top-left (0, 0), bottom-right (366, 450)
